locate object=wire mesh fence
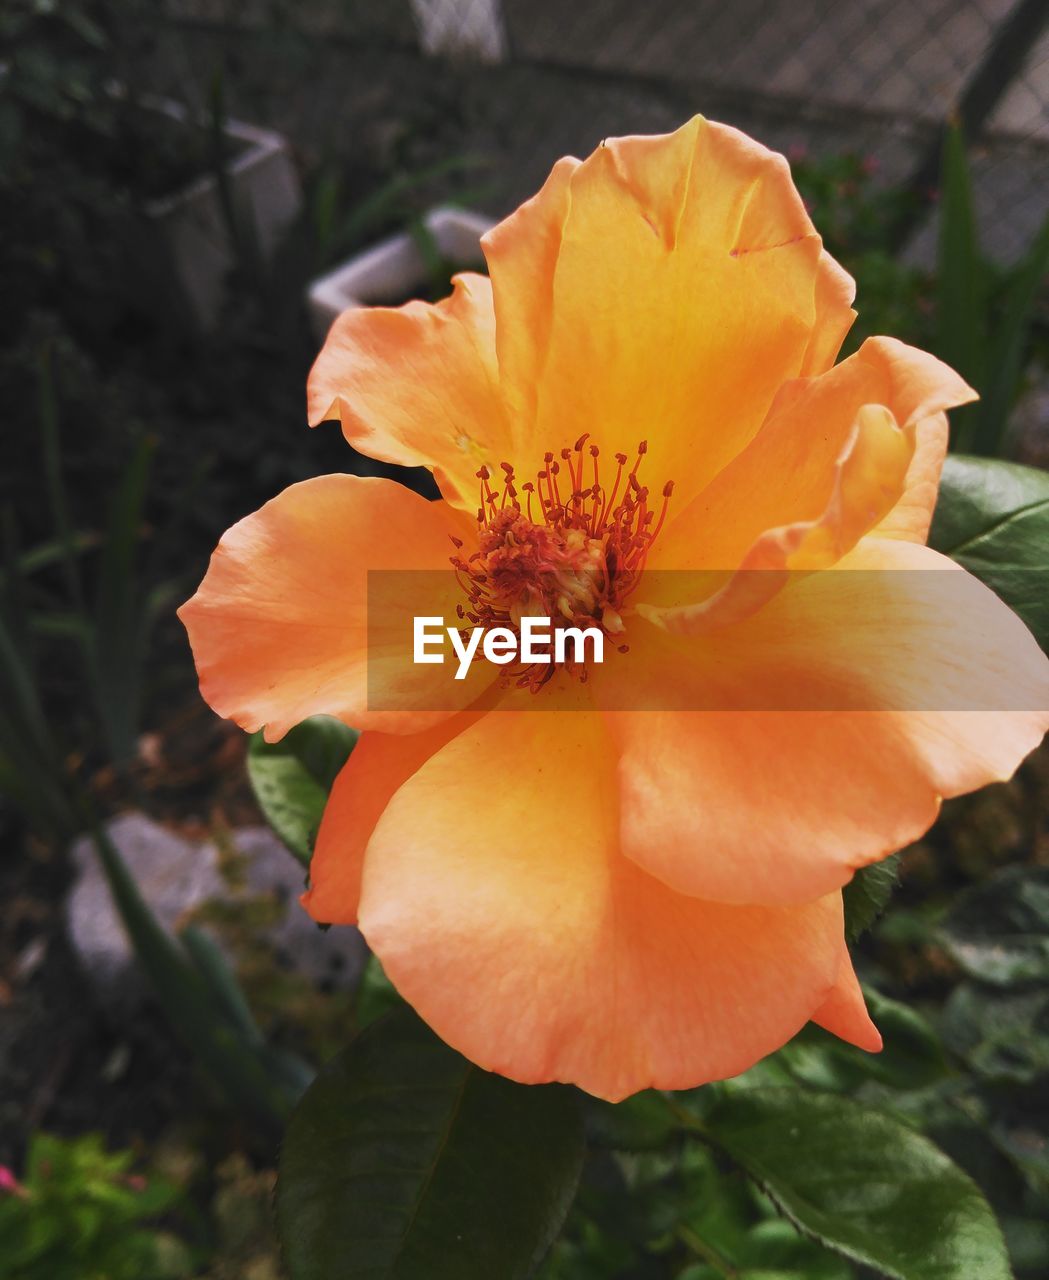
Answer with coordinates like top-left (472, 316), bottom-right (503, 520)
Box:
top-left (160, 0), bottom-right (1049, 262)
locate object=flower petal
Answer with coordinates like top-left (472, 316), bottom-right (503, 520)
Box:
top-left (811, 948), bottom-right (882, 1052)
top-left (599, 539), bottom-right (1049, 907)
top-left (641, 400), bottom-right (917, 634)
top-left (483, 116), bottom-right (852, 510)
top-left (357, 707), bottom-right (843, 1101)
top-left (832, 538), bottom-right (1049, 795)
top-left (652, 336), bottom-right (975, 574)
top-left (600, 625), bottom-right (942, 907)
top-left (802, 250), bottom-right (857, 376)
top-left (307, 274), bottom-right (511, 510)
top-left (178, 475), bottom-right (486, 740)
top-left (302, 712), bottom-right (481, 926)
top-left (481, 155), bottom-right (579, 433)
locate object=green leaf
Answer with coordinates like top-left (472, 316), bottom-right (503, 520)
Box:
top-left (247, 716), bottom-right (359, 866)
top-left (739, 1218), bottom-right (852, 1279)
top-left (277, 1009), bottom-right (584, 1280)
top-left (991, 1116), bottom-right (1049, 1193)
top-left (584, 1090), bottom-right (677, 1151)
top-left (929, 455), bottom-right (1049, 651)
top-left (842, 853), bottom-right (900, 941)
top-left (735, 1274), bottom-right (830, 1280)
top-left (939, 865), bottom-right (1049, 986)
top-left (777, 986), bottom-right (947, 1093)
top-left (941, 982), bottom-right (1049, 1083)
top-left (1001, 1214), bottom-right (1049, 1273)
top-left (703, 1087), bottom-right (1012, 1280)
top-left (936, 124), bottom-right (985, 453)
top-left (354, 952), bottom-right (403, 1029)
top-left (860, 987), bottom-right (950, 1088)
top-left (930, 455), bottom-right (1049, 552)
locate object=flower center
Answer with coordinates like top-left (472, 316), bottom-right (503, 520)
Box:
top-left (449, 437), bottom-right (673, 690)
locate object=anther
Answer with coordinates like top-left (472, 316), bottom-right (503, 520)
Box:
top-left (461, 437), bottom-right (674, 692)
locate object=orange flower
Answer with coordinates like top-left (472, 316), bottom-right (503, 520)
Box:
top-left (179, 117), bottom-right (1049, 1101)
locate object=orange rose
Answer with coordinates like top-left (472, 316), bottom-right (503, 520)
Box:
top-left (180, 117), bottom-right (1049, 1101)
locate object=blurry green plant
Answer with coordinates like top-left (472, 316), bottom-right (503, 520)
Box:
top-left (92, 823), bottom-right (314, 1139)
top-left (791, 150), bottom-right (919, 259)
top-left (0, 347), bottom-right (314, 1140)
top-left (0, 0), bottom-right (248, 343)
top-left (0, 345), bottom-right (170, 831)
top-left (0, 1132), bottom-right (194, 1280)
top-left (790, 135), bottom-right (1049, 456)
top-left (200, 1153), bottom-right (284, 1280)
top-left (790, 149), bottom-right (935, 357)
top-left (299, 860), bottom-right (1049, 1280)
top-left (249, 449), bottom-right (1049, 1280)
top-left (933, 123), bottom-right (1049, 458)
top-left (306, 152), bottom-right (491, 277)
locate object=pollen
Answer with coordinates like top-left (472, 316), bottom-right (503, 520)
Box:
top-left (448, 438), bottom-right (673, 691)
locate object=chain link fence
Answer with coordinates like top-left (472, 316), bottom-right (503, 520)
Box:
top-left (162, 0), bottom-right (1049, 261)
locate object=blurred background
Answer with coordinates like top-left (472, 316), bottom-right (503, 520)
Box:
top-left (2, 2), bottom-right (1049, 1277)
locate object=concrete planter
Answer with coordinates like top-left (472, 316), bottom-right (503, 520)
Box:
top-left (307, 205), bottom-right (496, 340)
top-left (144, 100), bottom-right (302, 328)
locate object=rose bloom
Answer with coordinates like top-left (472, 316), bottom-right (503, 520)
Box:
top-left (180, 117), bottom-right (1049, 1101)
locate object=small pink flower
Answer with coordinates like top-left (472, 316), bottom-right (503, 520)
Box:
top-left (0, 1167), bottom-right (28, 1198)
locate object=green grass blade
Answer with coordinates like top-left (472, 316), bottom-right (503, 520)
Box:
top-left (0, 613), bottom-right (58, 772)
top-left (91, 436), bottom-right (155, 765)
top-left (90, 823), bottom-right (296, 1133)
top-left (1, 508), bottom-right (34, 675)
top-left (329, 153), bottom-right (486, 262)
top-left (0, 530), bottom-right (98, 583)
top-left (936, 123), bottom-right (986, 452)
top-left (180, 924), bottom-right (263, 1045)
top-left (37, 345), bottom-right (88, 617)
top-left (977, 208), bottom-right (1049, 457)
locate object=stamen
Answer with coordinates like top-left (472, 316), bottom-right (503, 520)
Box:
top-left (455, 439), bottom-right (674, 692)
top-left (549, 460), bottom-right (562, 513)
